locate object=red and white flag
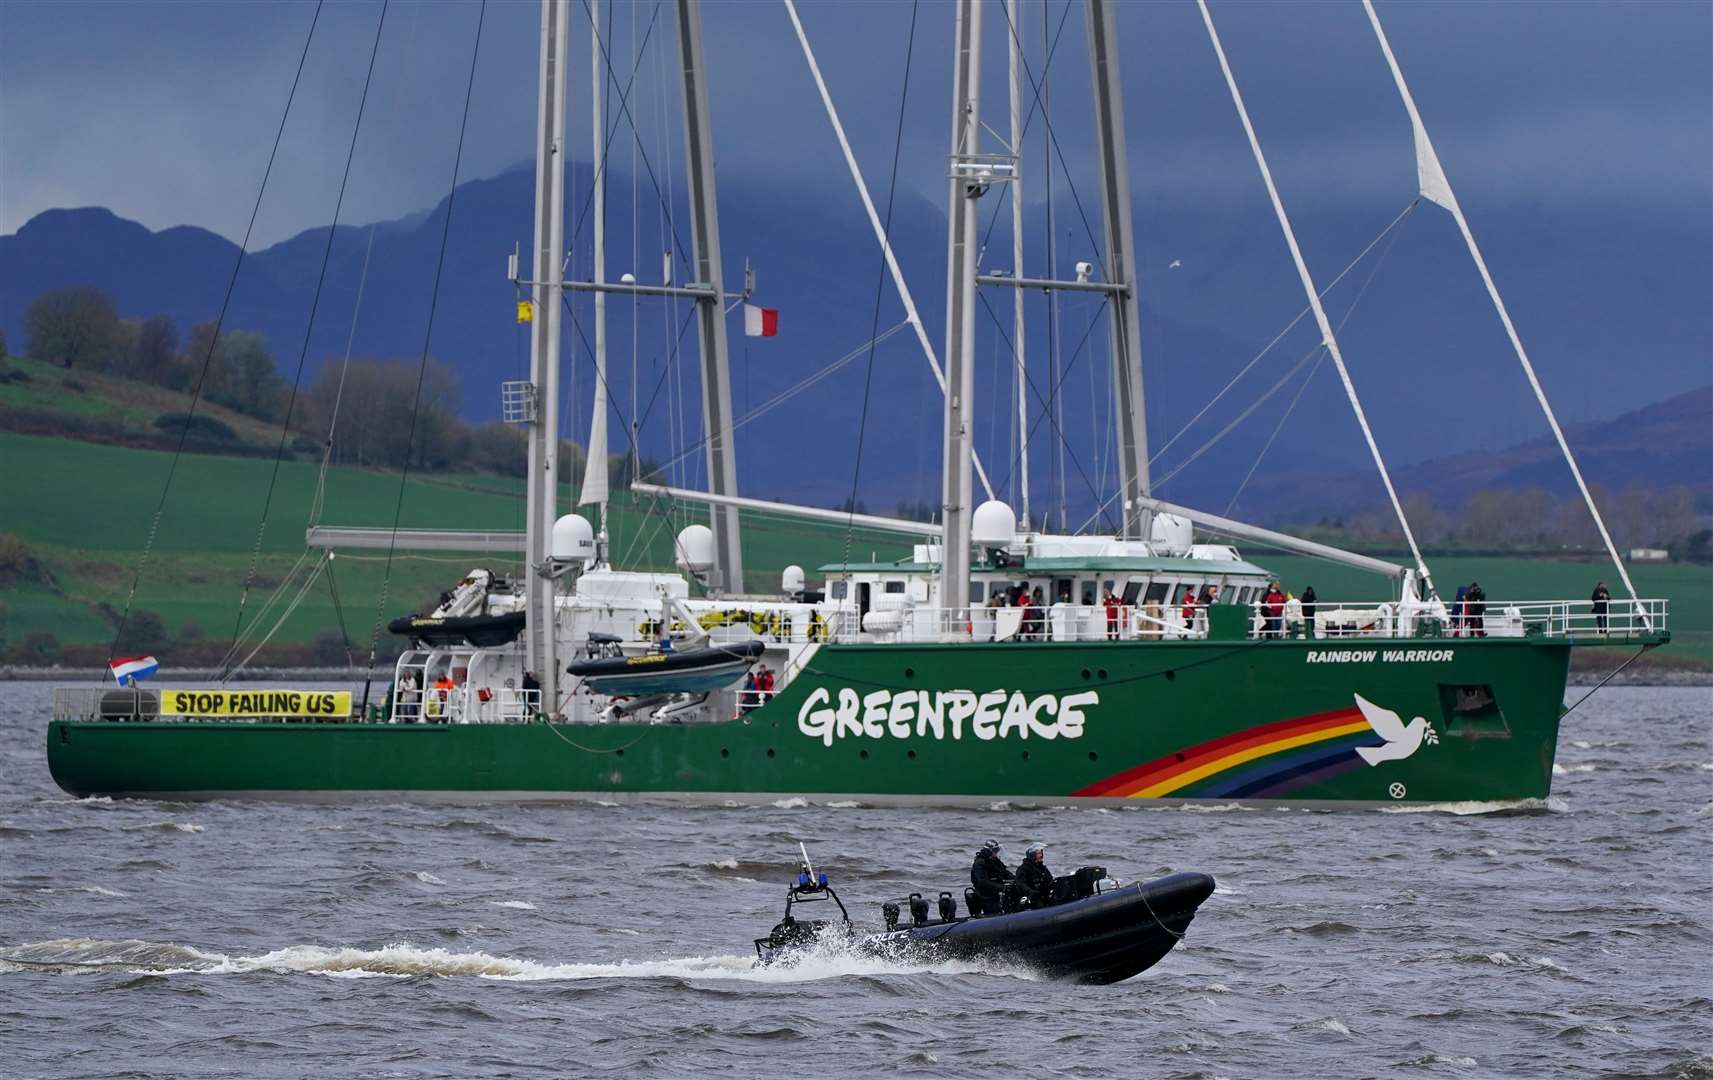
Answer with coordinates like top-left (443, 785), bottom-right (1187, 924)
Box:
top-left (743, 303), bottom-right (778, 338)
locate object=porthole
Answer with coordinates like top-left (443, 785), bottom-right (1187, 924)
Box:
top-left (766, 748), bottom-right (776, 758)
top-left (720, 748), bottom-right (730, 758)
top-left (1097, 668), bottom-right (1108, 680)
top-left (615, 748), bottom-right (625, 758)
top-left (1021, 750), bottom-right (1031, 761)
top-left (1088, 751), bottom-right (1099, 762)
top-left (907, 749), bottom-right (917, 760)
top-left (1080, 668), bottom-right (1092, 680)
top-left (1164, 670), bottom-right (1176, 682)
top-left (904, 667), bottom-right (916, 680)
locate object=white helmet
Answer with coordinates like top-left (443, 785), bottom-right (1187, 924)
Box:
top-left (1025, 841), bottom-right (1046, 858)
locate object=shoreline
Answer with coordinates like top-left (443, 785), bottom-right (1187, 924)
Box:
top-left (3, 666), bottom-right (1707, 687)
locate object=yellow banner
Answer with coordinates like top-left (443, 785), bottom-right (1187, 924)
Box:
top-left (159, 689), bottom-right (352, 718)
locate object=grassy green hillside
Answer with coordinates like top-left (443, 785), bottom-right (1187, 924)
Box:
top-left (0, 353), bottom-right (289, 451)
top-left (0, 431), bottom-right (914, 664)
top-left (1, 429), bottom-right (1705, 669)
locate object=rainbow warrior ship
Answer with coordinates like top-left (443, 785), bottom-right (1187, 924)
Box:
top-left (48, 0), bottom-right (1668, 806)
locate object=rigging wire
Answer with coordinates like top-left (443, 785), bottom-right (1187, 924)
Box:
top-left (576, 0), bottom-right (689, 273)
top-left (1222, 199), bottom-right (1418, 515)
top-left (981, 292), bottom-right (1118, 531)
top-left (311, 1), bottom-right (425, 530)
top-left (840, 0), bottom-right (920, 567)
top-left (104, 0), bottom-right (326, 670)
top-left (224, 0), bottom-right (391, 674)
top-left (1147, 199), bottom-right (1420, 467)
top-left (1077, 197), bottom-right (1420, 531)
top-left (361, 0), bottom-right (488, 679)
top-left (645, 322), bottom-right (909, 479)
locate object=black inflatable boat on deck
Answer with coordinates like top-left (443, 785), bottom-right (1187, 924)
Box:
top-left (755, 858), bottom-right (1214, 984)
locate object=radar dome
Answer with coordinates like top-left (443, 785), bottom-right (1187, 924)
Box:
top-left (971, 500), bottom-right (1018, 547)
top-left (781, 565), bottom-right (806, 597)
top-left (674, 524), bottom-right (716, 576)
top-left (551, 513), bottom-right (595, 562)
top-left (1150, 512), bottom-right (1193, 552)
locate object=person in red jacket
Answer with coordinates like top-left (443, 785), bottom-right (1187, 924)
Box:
top-left (1262, 583), bottom-right (1287, 638)
top-left (1102, 588), bottom-right (1122, 641)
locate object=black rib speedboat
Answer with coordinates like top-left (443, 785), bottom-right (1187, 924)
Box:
top-left (566, 639), bottom-right (765, 695)
top-left (755, 855), bottom-right (1215, 984)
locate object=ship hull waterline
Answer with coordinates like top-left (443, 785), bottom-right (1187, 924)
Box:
top-left (48, 637), bottom-right (1574, 805)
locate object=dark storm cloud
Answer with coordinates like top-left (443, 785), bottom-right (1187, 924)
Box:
top-left (2, 1), bottom-right (1707, 248)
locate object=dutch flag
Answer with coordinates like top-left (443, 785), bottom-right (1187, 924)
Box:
top-left (110, 656), bottom-right (160, 686)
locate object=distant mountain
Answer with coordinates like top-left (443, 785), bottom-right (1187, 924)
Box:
top-left (1227, 386), bottom-right (1713, 525)
top-left (4, 162), bottom-right (1709, 514)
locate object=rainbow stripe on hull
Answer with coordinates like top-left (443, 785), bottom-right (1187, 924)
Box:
top-left (1075, 707), bottom-right (1387, 800)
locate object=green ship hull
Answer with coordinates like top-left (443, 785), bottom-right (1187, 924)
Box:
top-left (48, 636), bottom-right (1580, 806)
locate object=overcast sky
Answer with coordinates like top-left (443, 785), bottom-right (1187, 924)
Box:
top-left (2, 0), bottom-right (1708, 249)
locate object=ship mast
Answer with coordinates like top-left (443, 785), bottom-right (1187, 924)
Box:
top-left (675, 0), bottom-right (744, 594)
top-left (578, 0), bottom-right (610, 552)
top-left (1007, 0), bottom-right (1030, 531)
top-left (524, 0), bottom-right (570, 713)
top-left (940, 0), bottom-right (985, 619)
top-left (1085, 0), bottom-right (1151, 538)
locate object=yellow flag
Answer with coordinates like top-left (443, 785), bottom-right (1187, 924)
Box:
top-left (516, 300), bottom-right (535, 324)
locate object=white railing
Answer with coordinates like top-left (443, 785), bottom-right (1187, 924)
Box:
top-left (827, 603), bottom-right (1208, 644)
top-left (700, 609), bottom-right (845, 646)
top-left (812, 598), bottom-right (1669, 646)
top-left (1247, 597), bottom-right (1668, 641)
top-left (391, 685), bottom-right (542, 724)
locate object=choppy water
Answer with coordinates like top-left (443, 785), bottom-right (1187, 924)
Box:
top-left (1, 683), bottom-right (1709, 1078)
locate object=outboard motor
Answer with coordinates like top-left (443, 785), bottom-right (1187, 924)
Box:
top-left (882, 902), bottom-right (901, 931)
top-left (938, 892), bottom-right (958, 922)
top-left (909, 893), bottom-right (930, 927)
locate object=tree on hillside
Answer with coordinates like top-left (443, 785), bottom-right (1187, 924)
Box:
top-left (221, 330), bottom-right (285, 421)
top-left (0, 327), bottom-right (9, 358)
top-left (25, 286), bottom-right (120, 369)
top-left (466, 421), bottom-right (528, 477)
top-left (300, 357), bottom-right (464, 469)
top-left (175, 322), bottom-right (285, 422)
top-left (112, 314), bottom-right (179, 383)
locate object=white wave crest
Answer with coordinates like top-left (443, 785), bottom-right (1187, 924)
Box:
top-left (488, 900), bottom-right (537, 911)
top-left (412, 871), bottom-right (447, 886)
top-left (5, 936), bottom-right (1039, 985)
top-left (825, 801), bottom-right (862, 809)
top-left (771, 798), bottom-right (809, 809)
top-left (1381, 796), bottom-right (1568, 816)
top-left (708, 858), bottom-right (740, 870)
top-left (81, 886), bottom-right (125, 897)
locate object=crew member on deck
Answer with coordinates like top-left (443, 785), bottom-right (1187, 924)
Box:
top-left (970, 840), bottom-right (1013, 916)
top-left (1014, 841), bottom-right (1056, 909)
top-left (1591, 581), bottom-right (1610, 633)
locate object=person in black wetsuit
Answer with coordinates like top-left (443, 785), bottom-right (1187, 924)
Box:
top-left (1013, 841), bottom-right (1056, 909)
top-left (969, 840), bottom-right (1013, 915)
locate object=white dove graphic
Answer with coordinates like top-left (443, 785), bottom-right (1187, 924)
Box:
top-left (1353, 694), bottom-right (1434, 767)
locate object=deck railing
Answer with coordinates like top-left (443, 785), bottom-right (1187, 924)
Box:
top-left (1248, 597), bottom-right (1667, 641)
top-left (819, 598), bottom-right (1669, 645)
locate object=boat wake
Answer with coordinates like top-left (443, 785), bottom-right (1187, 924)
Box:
top-left (0, 936), bottom-right (1038, 984)
top-left (1379, 796), bottom-right (1569, 816)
